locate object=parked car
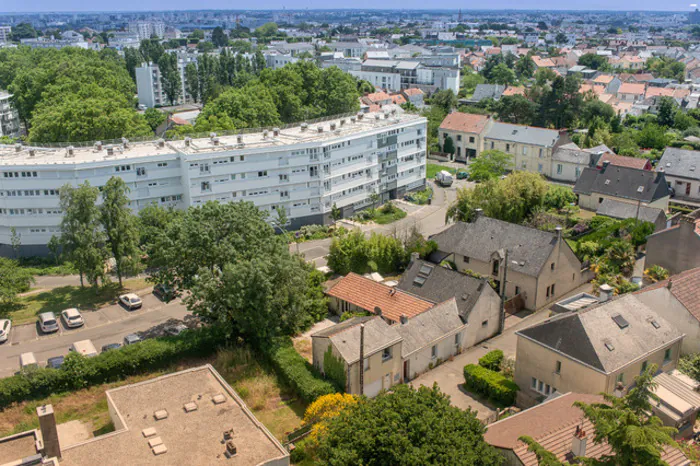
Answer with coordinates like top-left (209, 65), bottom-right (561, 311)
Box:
top-left (47, 356), bottom-right (65, 369)
top-left (119, 293), bottom-right (143, 310)
top-left (456, 170), bottom-right (469, 180)
top-left (19, 352), bottom-right (37, 370)
top-left (123, 333), bottom-right (142, 346)
top-left (434, 170), bottom-right (454, 187)
top-left (38, 312), bottom-right (60, 334)
top-left (166, 324), bottom-right (188, 336)
top-left (0, 319), bottom-right (11, 343)
top-left (70, 339), bottom-right (98, 357)
top-left (153, 284), bottom-right (175, 302)
top-left (101, 343), bottom-right (121, 352)
top-left (61, 308), bottom-right (84, 328)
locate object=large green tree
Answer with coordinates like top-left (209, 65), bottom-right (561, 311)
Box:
top-left (101, 177), bottom-right (141, 287)
top-left (184, 62), bottom-right (200, 103)
top-left (467, 149), bottom-right (513, 182)
top-left (158, 52), bottom-right (182, 106)
top-left (316, 384), bottom-right (503, 466)
top-left (0, 258), bottom-right (34, 314)
top-left (211, 26), bottom-right (229, 47)
top-left (59, 182), bottom-right (107, 288)
top-left (496, 95), bottom-right (538, 125)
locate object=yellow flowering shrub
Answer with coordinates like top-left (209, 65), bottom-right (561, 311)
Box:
top-left (303, 393), bottom-right (358, 443)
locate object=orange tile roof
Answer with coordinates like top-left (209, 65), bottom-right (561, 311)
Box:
top-left (502, 86), bottom-right (526, 96)
top-left (618, 82), bottom-right (645, 95)
top-left (439, 112), bottom-right (491, 134)
top-left (326, 273), bottom-right (434, 323)
top-left (597, 153), bottom-right (649, 170)
top-left (580, 83), bottom-right (603, 95)
top-left (485, 393), bottom-right (689, 466)
top-left (391, 94), bottom-right (407, 105)
top-left (532, 56), bottom-right (556, 68)
top-left (365, 91), bottom-right (391, 103)
top-left (402, 88), bottom-right (423, 96)
top-left (638, 267), bottom-right (700, 324)
top-left (593, 74), bottom-right (615, 84)
top-left (645, 87), bottom-right (675, 98)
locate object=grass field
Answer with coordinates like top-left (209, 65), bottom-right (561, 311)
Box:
top-left (8, 278), bottom-right (150, 325)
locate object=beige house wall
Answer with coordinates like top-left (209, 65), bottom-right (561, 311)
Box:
top-left (603, 339), bottom-right (682, 394)
top-left (483, 137), bottom-right (553, 177)
top-left (578, 192), bottom-right (669, 212)
top-left (347, 341), bottom-right (403, 397)
top-left (636, 287), bottom-right (700, 355)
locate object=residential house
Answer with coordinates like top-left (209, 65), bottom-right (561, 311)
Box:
top-left (596, 198), bottom-right (668, 231)
top-left (515, 294), bottom-right (684, 407)
top-left (573, 164), bottom-right (670, 211)
top-left (551, 142), bottom-right (593, 182)
top-left (636, 268), bottom-right (700, 355)
top-left (484, 392), bottom-right (691, 465)
top-left (531, 55), bottom-right (556, 69)
top-left (312, 316), bottom-right (403, 397)
top-left (646, 209), bottom-right (700, 275)
top-left (483, 122), bottom-right (564, 178)
top-left (362, 91), bottom-right (393, 106)
top-left (502, 86), bottom-right (526, 97)
top-left (467, 84), bottom-right (505, 104)
top-left (592, 74), bottom-right (622, 94)
top-left (438, 112), bottom-right (493, 162)
top-left (623, 72), bottom-right (654, 83)
top-left (429, 214), bottom-right (586, 311)
top-left (658, 147), bottom-right (700, 207)
top-left (0, 91), bottom-right (20, 138)
top-left (401, 88), bottom-right (424, 106)
top-left (616, 82), bottom-right (646, 103)
top-left (595, 152), bottom-right (652, 171)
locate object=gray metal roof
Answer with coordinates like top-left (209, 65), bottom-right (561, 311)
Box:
top-left (573, 166), bottom-right (670, 203)
top-left (596, 198), bottom-right (665, 224)
top-left (397, 259), bottom-right (491, 321)
top-left (658, 147), bottom-right (700, 181)
top-left (552, 142), bottom-right (593, 164)
top-left (485, 122), bottom-right (561, 148)
top-left (429, 216), bottom-right (568, 277)
top-left (395, 298), bottom-right (464, 358)
top-left (312, 316), bottom-right (402, 365)
top-left (517, 294), bottom-right (684, 373)
top-left (469, 84), bottom-right (505, 102)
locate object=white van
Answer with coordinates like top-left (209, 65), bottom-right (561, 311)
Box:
top-left (19, 352), bottom-right (38, 370)
top-left (435, 170), bottom-right (454, 187)
top-left (70, 339), bottom-right (98, 358)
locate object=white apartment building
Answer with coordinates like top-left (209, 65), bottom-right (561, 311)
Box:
top-left (349, 59), bottom-right (459, 94)
top-left (128, 21), bottom-right (165, 41)
top-left (0, 91), bottom-right (20, 138)
top-left (135, 57), bottom-right (196, 108)
top-left (0, 109), bottom-right (427, 256)
top-left (0, 26), bottom-right (11, 43)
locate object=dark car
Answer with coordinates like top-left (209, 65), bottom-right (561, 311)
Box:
top-left (101, 343), bottom-right (122, 352)
top-left (153, 284), bottom-right (175, 302)
top-left (47, 356), bottom-right (65, 369)
top-left (456, 170), bottom-right (469, 180)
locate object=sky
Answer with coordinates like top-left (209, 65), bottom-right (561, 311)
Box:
top-left (0, 0), bottom-right (696, 12)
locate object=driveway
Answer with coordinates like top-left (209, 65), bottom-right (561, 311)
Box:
top-left (409, 310), bottom-right (552, 420)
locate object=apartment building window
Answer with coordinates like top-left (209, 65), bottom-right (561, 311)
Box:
top-left (551, 284), bottom-right (555, 296)
top-left (522, 161), bottom-right (527, 169)
top-left (279, 174), bottom-right (288, 182)
top-left (522, 147), bottom-right (528, 155)
top-left (557, 164), bottom-right (563, 175)
top-left (640, 360), bottom-right (648, 375)
top-left (240, 155), bottom-right (245, 162)
top-left (136, 167), bottom-right (146, 176)
top-left (506, 144), bottom-right (510, 152)
top-left (115, 165), bottom-right (131, 172)
top-left (664, 348), bottom-right (672, 364)
top-left (431, 345), bottom-right (437, 359)
top-left (280, 190), bottom-right (289, 198)
top-left (616, 372), bottom-right (625, 384)
top-left (555, 361), bottom-right (562, 374)
top-left (539, 148), bottom-right (543, 157)
top-left (546, 285), bottom-right (551, 298)
top-left (515, 286), bottom-right (520, 295)
top-left (201, 181), bottom-right (211, 192)
top-left (469, 136), bottom-right (475, 143)
top-left (455, 333), bottom-right (461, 347)
top-left (200, 163), bottom-right (210, 174)
top-left (364, 358), bottom-right (370, 372)
top-left (258, 170), bottom-right (268, 177)
top-left (531, 377), bottom-right (554, 396)
top-left (157, 162), bottom-right (168, 167)
top-left (490, 141), bottom-right (494, 149)
top-left (382, 347), bottom-right (392, 362)
top-left (456, 135), bottom-right (462, 141)
top-left (538, 164), bottom-right (543, 173)
top-left (551, 263), bottom-right (555, 271)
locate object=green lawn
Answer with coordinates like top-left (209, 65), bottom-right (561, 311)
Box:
top-left (426, 163), bottom-right (456, 179)
top-left (8, 278), bottom-right (150, 325)
top-left (372, 208), bottom-right (408, 225)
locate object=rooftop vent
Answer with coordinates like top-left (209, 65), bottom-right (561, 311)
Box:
top-left (121, 137), bottom-right (129, 148)
top-left (95, 141), bottom-right (103, 151)
top-left (605, 179), bottom-right (611, 185)
top-left (142, 427), bottom-right (157, 438)
top-left (106, 145), bottom-right (114, 156)
top-left (374, 113), bottom-right (381, 120)
top-left (223, 429), bottom-right (235, 441)
top-left (66, 146), bottom-right (75, 157)
top-left (357, 112), bottom-right (364, 120)
top-left (225, 441), bottom-right (237, 457)
top-left (317, 126), bottom-right (324, 133)
top-left (184, 137), bottom-right (192, 147)
top-left (263, 129), bottom-right (269, 139)
top-left (301, 122), bottom-right (308, 131)
top-left (212, 393), bottom-right (226, 405)
top-left (28, 148), bottom-right (36, 157)
top-left (156, 139), bottom-right (165, 148)
top-left (209, 132), bottom-right (217, 140)
top-left (237, 135), bottom-right (243, 144)
top-left (14, 143), bottom-right (22, 152)
top-left (330, 122), bottom-right (337, 131)
top-left (273, 127), bottom-right (280, 137)
top-left (183, 401), bottom-right (198, 413)
top-left (400, 314), bottom-right (408, 324)
top-left (636, 186), bottom-right (644, 193)
top-left (604, 340), bottom-right (615, 351)
top-left (351, 116), bottom-right (357, 123)
top-left (340, 118), bottom-right (346, 126)
top-left (153, 409), bottom-right (168, 420)
top-left (612, 314), bottom-right (629, 329)
top-left (212, 137), bottom-right (220, 146)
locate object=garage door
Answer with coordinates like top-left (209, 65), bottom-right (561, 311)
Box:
top-left (364, 379), bottom-right (382, 398)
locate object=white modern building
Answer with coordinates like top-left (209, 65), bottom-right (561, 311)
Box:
top-left (135, 57), bottom-right (196, 108)
top-left (349, 59), bottom-right (459, 94)
top-left (128, 21), bottom-right (165, 40)
top-left (0, 91), bottom-right (20, 138)
top-left (0, 26), bottom-right (11, 43)
top-left (0, 109), bottom-right (427, 256)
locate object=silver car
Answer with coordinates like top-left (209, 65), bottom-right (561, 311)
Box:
top-left (61, 308), bottom-right (84, 328)
top-left (38, 312), bottom-right (59, 334)
top-left (119, 293), bottom-right (143, 310)
top-left (0, 319), bottom-right (11, 343)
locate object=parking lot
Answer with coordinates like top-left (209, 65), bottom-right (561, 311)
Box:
top-left (0, 290), bottom-right (192, 377)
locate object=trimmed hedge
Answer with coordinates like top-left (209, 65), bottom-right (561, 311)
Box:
top-left (0, 327), bottom-right (226, 408)
top-left (463, 364), bottom-right (519, 406)
top-left (265, 339), bottom-right (337, 403)
top-left (478, 350), bottom-right (504, 372)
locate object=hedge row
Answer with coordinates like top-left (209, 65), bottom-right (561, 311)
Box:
top-left (0, 327), bottom-right (226, 408)
top-left (478, 350), bottom-right (504, 372)
top-left (265, 339), bottom-right (337, 403)
top-left (463, 364), bottom-right (519, 406)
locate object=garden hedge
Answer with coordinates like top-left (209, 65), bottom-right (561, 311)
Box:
top-left (478, 350), bottom-right (504, 372)
top-left (0, 326), bottom-right (226, 408)
top-left (264, 338), bottom-right (337, 403)
top-left (463, 364), bottom-right (519, 406)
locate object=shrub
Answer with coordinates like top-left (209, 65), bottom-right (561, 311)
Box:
top-left (0, 326), bottom-right (226, 408)
top-left (478, 350), bottom-right (504, 371)
top-left (265, 339), bottom-right (337, 403)
top-left (463, 364), bottom-right (519, 406)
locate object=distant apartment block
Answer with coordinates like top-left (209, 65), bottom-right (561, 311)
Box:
top-left (349, 59), bottom-right (460, 94)
top-left (0, 26), bottom-right (11, 43)
top-left (20, 32), bottom-right (88, 50)
top-left (0, 91), bottom-right (20, 138)
top-left (129, 21), bottom-right (165, 40)
top-left (0, 109), bottom-right (427, 256)
top-left (135, 57), bottom-right (196, 108)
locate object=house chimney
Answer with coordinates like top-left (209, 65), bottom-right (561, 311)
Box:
top-left (555, 226), bottom-right (563, 241)
top-left (571, 425), bottom-right (587, 458)
top-left (667, 279), bottom-right (673, 291)
top-left (409, 252), bottom-right (420, 266)
top-left (374, 306), bottom-right (382, 317)
top-left (38, 404), bottom-right (61, 459)
top-left (473, 208), bottom-right (483, 221)
top-left (599, 283), bottom-right (613, 302)
top-left (273, 127), bottom-right (280, 137)
top-left (400, 314), bottom-right (408, 324)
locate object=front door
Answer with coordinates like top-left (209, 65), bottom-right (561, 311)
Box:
top-left (383, 373), bottom-right (392, 390)
top-left (403, 360), bottom-right (410, 382)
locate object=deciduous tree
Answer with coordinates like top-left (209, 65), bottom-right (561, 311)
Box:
top-left (101, 177), bottom-right (141, 287)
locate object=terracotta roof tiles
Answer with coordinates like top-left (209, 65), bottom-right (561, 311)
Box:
top-left (638, 267), bottom-right (700, 324)
top-left (439, 112), bottom-right (491, 134)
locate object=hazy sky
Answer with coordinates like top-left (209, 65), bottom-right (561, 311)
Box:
top-left (0, 0), bottom-right (695, 13)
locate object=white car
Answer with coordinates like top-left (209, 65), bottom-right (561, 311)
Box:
top-left (38, 312), bottom-right (59, 334)
top-left (119, 293), bottom-right (143, 310)
top-left (61, 308), bottom-right (84, 328)
top-left (0, 319), bottom-right (11, 343)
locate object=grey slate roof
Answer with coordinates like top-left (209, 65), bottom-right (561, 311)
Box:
top-left (485, 122), bottom-right (561, 148)
top-left (583, 144), bottom-right (614, 155)
top-left (429, 216), bottom-right (568, 277)
top-left (552, 142), bottom-right (593, 165)
top-left (658, 147), bottom-right (700, 181)
top-left (395, 298), bottom-right (464, 358)
top-left (470, 84), bottom-right (505, 102)
top-left (397, 259), bottom-right (490, 321)
top-left (517, 294), bottom-right (684, 373)
top-left (312, 316), bottom-right (402, 365)
top-left (596, 198), bottom-right (665, 224)
top-left (573, 166), bottom-right (670, 203)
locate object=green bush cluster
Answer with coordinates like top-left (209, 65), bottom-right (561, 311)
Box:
top-left (265, 339), bottom-right (337, 403)
top-left (328, 231), bottom-right (409, 275)
top-left (0, 327), bottom-right (226, 408)
top-left (478, 350), bottom-right (504, 371)
top-left (463, 364), bottom-right (519, 406)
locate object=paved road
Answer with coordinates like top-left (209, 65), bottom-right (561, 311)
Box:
top-left (0, 293), bottom-right (191, 377)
